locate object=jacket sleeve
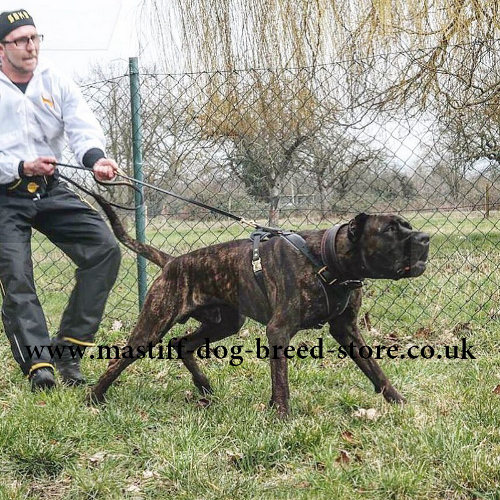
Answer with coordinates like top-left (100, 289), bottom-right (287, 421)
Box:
top-left (0, 128), bottom-right (23, 184)
top-left (59, 74), bottom-right (107, 166)
top-left (0, 153), bottom-right (21, 184)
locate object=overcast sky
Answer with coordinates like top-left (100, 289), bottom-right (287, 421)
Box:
top-left (2, 0), bottom-right (142, 80)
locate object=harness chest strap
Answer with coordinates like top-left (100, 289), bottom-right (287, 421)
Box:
top-left (251, 230), bottom-right (267, 295)
top-left (249, 228), bottom-right (363, 321)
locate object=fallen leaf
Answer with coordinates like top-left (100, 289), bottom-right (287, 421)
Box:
top-left (296, 481), bottom-right (311, 489)
top-left (415, 327), bottom-right (432, 339)
top-left (297, 340), bottom-right (315, 349)
top-left (112, 320), bottom-right (123, 331)
top-left (335, 450), bottom-right (351, 464)
top-left (89, 451), bottom-right (107, 464)
top-left (226, 450), bottom-right (243, 464)
top-left (451, 322), bottom-right (472, 336)
top-left (197, 397), bottom-right (211, 408)
top-left (341, 430), bottom-right (356, 444)
top-left (493, 385), bottom-right (500, 395)
top-left (125, 484), bottom-right (141, 493)
top-left (353, 408), bottom-right (380, 420)
top-left (489, 309), bottom-right (500, 320)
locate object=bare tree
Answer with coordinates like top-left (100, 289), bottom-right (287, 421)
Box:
top-left (302, 130), bottom-right (386, 218)
top-left (192, 70), bottom-right (322, 225)
top-left (141, 0), bottom-right (499, 74)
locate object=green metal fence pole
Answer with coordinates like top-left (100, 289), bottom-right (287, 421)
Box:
top-left (129, 57), bottom-right (147, 310)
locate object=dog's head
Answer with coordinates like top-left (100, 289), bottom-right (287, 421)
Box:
top-left (346, 213), bottom-right (430, 280)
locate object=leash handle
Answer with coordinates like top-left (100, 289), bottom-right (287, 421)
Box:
top-left (55, 162), bottom-right (143, 211)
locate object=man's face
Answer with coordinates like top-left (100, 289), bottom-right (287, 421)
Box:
top-left (0, 24), bottom-right (39, 79)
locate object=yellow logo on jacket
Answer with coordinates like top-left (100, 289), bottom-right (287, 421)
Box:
top-left (41, 96), bottom-right (54, 108)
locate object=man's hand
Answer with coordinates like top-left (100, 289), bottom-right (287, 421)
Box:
top-left (23, 157), bottom-right (57, 176)
top-left (93, 158), bottom-right (118, 182)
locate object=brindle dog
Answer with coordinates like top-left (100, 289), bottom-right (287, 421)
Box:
top-left (89, 196), bottom-right (429, 416)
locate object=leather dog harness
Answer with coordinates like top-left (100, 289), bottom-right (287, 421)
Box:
top-left (250, 225), bottom-right (363, 325)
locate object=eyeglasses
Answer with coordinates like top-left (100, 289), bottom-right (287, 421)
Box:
top-left (0, 34), bottom-right (44, 49)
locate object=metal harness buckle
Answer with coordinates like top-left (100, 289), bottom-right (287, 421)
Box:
top-left (252, 258), bottom-right (262, 273)
top-left (317, 266), bottom-right (337, 286)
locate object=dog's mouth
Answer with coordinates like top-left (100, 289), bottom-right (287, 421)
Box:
top-left (397, 260), bottom-right (427, 278)
top-left (396, 239), bottom-right (429, 278)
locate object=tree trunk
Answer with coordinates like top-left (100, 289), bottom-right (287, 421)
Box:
top-left (317, 180), bottom-right (327, 221)
top-left (268, 185), bottom-right (281, 226)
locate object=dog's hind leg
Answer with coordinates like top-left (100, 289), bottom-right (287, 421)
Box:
top-left (328, 291), bottom-right (404, 404)
top-left (89, 276), bottom-right (181, 403)
top-left (89, 316), bottom-right (174, 403)
top-left (89, 316), bottom-right (176, 403)
top-left (171, 306), bottom-right (245, 395)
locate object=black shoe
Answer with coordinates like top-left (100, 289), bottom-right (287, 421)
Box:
top-left (29, 367), bottom-right (56, 391)
top-left (51, 337), bottom-right (87, 386)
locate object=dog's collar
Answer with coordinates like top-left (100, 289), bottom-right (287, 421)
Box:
top-left (320, 224), bottom-right (364, 289)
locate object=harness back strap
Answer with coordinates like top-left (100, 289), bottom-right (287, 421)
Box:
top-left (280, 232), bottom-right (335, 285)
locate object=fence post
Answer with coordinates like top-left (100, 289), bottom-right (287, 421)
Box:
top-left (129, 57), bottom-right (147, 310)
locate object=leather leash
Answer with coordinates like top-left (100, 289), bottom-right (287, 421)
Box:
top-left (54, 162), bottom-right (280, 232)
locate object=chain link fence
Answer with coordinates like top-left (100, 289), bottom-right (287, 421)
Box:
top-left (30, 41), bottom-right (500, 337)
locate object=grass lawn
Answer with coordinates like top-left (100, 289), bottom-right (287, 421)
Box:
top-left (0, 210), bottom-right (499, 499)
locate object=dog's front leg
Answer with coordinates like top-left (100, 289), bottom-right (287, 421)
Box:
top-left (266, 320), bottom-right (297, 417)
top-left (329, 291), bottom-right (404, 403)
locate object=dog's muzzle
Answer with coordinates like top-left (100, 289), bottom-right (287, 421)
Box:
top-left (398, 232), bottom-right (430, 278)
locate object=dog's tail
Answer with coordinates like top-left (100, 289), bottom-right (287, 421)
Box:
top-left (91, 193), bottom-right (172, 268)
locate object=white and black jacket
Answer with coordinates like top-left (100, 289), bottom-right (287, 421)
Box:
top-left (0, 58), bottom-right (106, 185)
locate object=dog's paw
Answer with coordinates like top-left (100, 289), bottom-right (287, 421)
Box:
top-left (381, 386), bottom-right (406, 404)
top-left (86, 388), bottom-right (107, 406)
top-left (196, 384), bottom-right (213, 396)
top-left (268, 399), bottom-right (290, 418)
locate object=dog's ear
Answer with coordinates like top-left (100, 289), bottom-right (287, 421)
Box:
top-left (348, 213), bottom-right (369, 243)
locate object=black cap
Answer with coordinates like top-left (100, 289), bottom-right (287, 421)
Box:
top-left (0, 9), bottom-right (35, 41)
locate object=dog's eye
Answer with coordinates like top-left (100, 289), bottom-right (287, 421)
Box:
top-left (384, 224), bottom-right (396, 233)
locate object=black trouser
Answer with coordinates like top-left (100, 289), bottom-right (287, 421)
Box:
top-left (0, 182), bottom-right (121, 375)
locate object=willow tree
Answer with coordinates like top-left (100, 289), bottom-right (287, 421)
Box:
top-left (140, 0), bottom-right (499, 75)
top-left (139, 0), bottom-right (500, 218)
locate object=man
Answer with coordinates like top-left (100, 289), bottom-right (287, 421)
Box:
top-left (0, 9), bottom-right (122, 390)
